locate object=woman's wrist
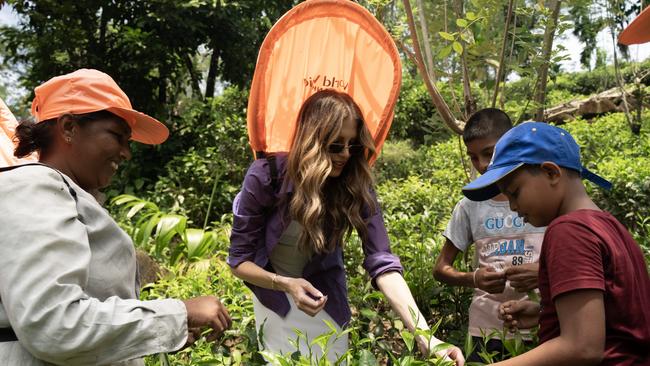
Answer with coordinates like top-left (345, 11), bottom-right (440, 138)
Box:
top-left (271, 273), bottom-right (279, 290)
top-left (273, 274), bottom-right (290, 292)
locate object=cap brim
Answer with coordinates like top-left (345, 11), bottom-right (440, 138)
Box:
top-left (619, 6), bottom-right (650, 45)
top-left (582, 167), bottom-right (612, 190)
top-left (462, 163), bottom-right (524, 201)
top-left (107, 107), bottom-right (169, 145)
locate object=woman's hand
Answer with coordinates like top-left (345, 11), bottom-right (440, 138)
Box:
top-left (277, 276), bottom-right (328, 316)
top-left (182, 296), bottom-right (232, 342)
top-left (417, 336), bottom-right (465, 366)
top-left (498, 300), bottom-right (540, 332)
top-left (440, 345), bottom-right (466, 366)
top-left (504, 263), bottom-right (539, 292)
top-left (474, 267), bottom-right (506, 294)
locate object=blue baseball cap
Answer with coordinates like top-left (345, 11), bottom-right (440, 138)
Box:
top-left (462, 122), bottom-right (612, 201)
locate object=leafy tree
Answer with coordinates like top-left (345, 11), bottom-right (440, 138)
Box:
top-left (570, 0), bottom-right (643, 69)
top-left (1, 0), bottom-right (294, 193)
top-left (0, 0), bottom-right (294, 113)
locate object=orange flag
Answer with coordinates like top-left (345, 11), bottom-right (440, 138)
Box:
top-left (247, 0), bottom-right (401, 161)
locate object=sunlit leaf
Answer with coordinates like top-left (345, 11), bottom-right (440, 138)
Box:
top-left (452, 41), bottom-right (463, 54)
top-left (437, 45), bottom-right (452, 59)
top-left (438, 31), bottom-right (455, 41)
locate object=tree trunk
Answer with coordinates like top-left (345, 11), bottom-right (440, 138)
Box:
top-left (608, 2), bottom-right (638, 134)
top-left (205, 44), bottom-right (219, 99)
top-left (492, 0), bottom-right (515, 108)
top-left (158, 67), bottom-right (167, 106)
top-left (416, 0), bottom-right (436, 82)
top-left (454, 0), bottom-right (475, 118)
top-left (403, 0), bottom-right (463, 134)
top-left (184, 54), bottom-right (202, 99)
top-left (534, 0), bottom-right (561, 121)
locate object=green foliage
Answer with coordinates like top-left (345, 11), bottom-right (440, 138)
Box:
top-left (141, 255), bottom-right (265, 366)
top-left (1, 0), bottom-right (295, 107)
top-left (148, 87), bottom-right (252, 225)
top-left (374, 139), bottom-right (470, 344)
top-left (391, 73), bottom-right (453, 146)
top-left (106, 86), bottom-right (252, 226)
top-left (111, 194), bottom-right (225, 266)
top-left (561, 112), bottom-right (650, 235)
top-left (106, 109), bottom-right (650, 365)
top-left (4, 1), bottom-right (650, 363)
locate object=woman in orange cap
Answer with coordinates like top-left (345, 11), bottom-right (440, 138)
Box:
top-left (0, 69), bottom-right (231, 365)
top-left (228, 90), bottom-right (464, 364)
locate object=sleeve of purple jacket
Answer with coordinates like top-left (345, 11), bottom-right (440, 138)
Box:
top-left (227, 159), bottom-right (274, 268)
top-left (361, 190), bottom-right (404, 288)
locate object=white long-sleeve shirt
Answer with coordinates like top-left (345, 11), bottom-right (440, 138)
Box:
top-left (0, 165), bottom-right (188, 365)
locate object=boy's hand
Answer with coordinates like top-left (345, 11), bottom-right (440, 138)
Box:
top-left (474, 267), bottom-right (506, 294)
top-left (504, 263), bottom-right (539, 292)
top-left (498, 300), bottom-right (540, 332)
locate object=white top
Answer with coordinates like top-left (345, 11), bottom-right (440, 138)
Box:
top-left (443, 197), bottom-right (545, 338)
top-left (0, 165), bottom-right (188, 365)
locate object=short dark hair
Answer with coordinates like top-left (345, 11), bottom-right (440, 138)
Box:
top-left (522, 164), bottom-right (581, 179)
top-left (462, 108), bottom-right (512, 143)
top-left (14, 110), bottom-right (122, 158)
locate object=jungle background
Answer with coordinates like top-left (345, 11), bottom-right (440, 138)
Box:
top-left (1, 0), bottom-right (649, 365)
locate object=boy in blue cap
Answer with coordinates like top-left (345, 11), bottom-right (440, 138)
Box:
top-left (462, 122), bottom-right (650, 366)
top-left (433, 109), bottom-right (544, 361)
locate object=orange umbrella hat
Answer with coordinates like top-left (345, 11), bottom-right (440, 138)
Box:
top-left (619, 5), bottom-right (650, 45)
top-left (247, 0), bottom-right (401, 161)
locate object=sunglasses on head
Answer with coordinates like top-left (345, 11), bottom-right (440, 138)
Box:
top-left (328, 143), bottom-right (364, 155)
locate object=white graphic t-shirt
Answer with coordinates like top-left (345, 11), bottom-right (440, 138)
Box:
top-left (443, 198), bottom-right (545, 338)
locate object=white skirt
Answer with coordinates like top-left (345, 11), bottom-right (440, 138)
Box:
top-left (252, 294), bottom-right (348, 364)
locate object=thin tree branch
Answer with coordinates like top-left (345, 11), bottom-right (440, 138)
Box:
top-left (492, 0), bottom-right (515, 108)
top-left (534, 0), bottom-right (561, 121)
top-left (501, 6), bottom-right (518, 110)
top-left (453, 0), bottom-right (475, 118)
top-left (403, 0), bottom-right (463, 134)
top-left (609, 7), bottom-right (636, 133)
top-left (416, 0), bottom-right (436, 82)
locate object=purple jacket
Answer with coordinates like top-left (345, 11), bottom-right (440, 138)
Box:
top-left (227, 154), bottom-right (403, 327)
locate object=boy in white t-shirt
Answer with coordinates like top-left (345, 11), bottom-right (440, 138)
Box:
top-left (433, 108), bottom-right (544, 362)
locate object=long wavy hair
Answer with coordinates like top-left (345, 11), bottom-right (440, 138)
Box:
top-left (287, 90), bottom-right (376, 254)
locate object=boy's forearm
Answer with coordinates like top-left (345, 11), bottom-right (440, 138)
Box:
top-left (433, 240), bottom-right (475, 288)
top-left (490, 336), bottom-right (601, 366)
top-left (493, 290), bottom-right (604, 366)
top-left (434, 264), bottom-right (476, 288)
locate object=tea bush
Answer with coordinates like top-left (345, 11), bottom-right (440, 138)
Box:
top-left (111, 110), bottom-right (649, 365)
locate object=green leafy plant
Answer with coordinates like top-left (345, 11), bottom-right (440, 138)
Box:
top-left (111, 194), bottom-right (223, 265)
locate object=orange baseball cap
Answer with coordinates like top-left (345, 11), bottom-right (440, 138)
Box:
top-left (619, 5), bottom-right (650, 45)
top-left (31, 69), bottom-right (169, 144)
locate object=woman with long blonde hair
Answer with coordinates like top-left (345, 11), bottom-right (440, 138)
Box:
top-left (228, 90), bottom-right (464, 364)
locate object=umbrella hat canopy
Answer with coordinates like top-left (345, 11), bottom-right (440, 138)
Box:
top-left (247, 0), bottom-right (401, 162)
top-left (618, 5), bottom-right (650, 45)
top-left (1, 98), bottom-right (37, 167)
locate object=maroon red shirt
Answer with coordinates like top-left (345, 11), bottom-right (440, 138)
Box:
top-left (538, 210), bottom-right (650, 365)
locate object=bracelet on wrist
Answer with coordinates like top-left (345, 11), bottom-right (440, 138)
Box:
top-left (472, 268), bottom-right (479, 288)
top-left (271, 273), bottom-right (279, 291)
